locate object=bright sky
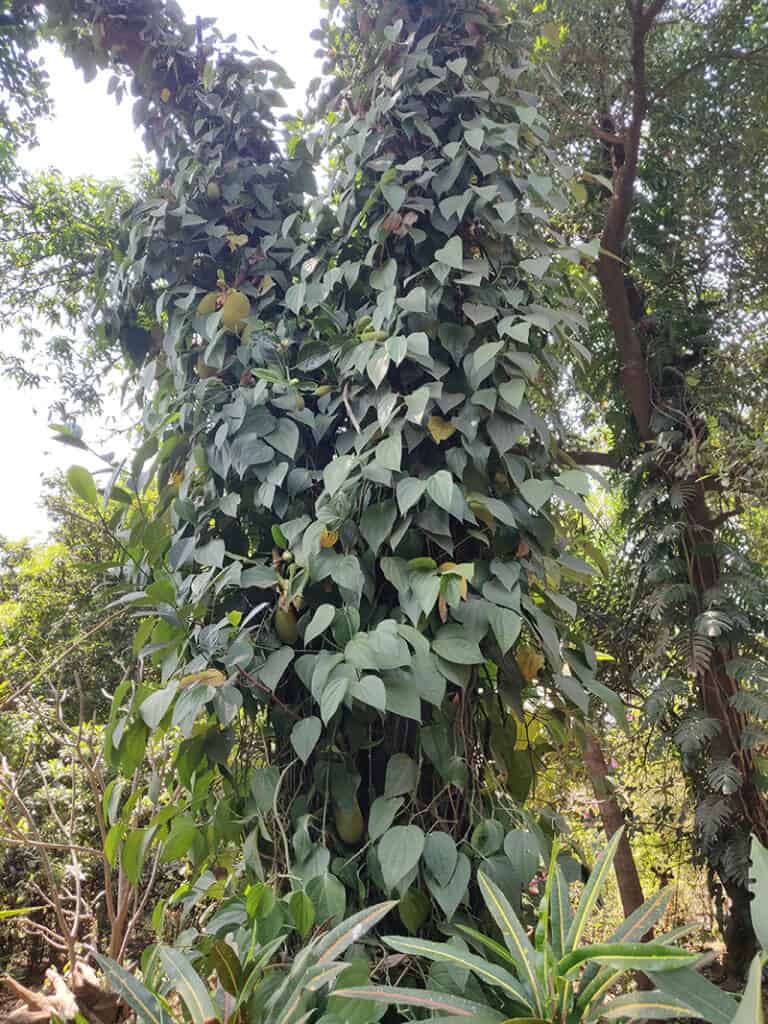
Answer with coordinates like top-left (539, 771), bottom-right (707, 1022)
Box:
top-left (0, 1), bottom-right (322, 541)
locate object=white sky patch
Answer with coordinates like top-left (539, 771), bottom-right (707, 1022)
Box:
top-left (0, 1), bottom-right (322, 540)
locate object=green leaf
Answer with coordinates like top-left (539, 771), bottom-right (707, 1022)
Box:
top-left (122, 827), bottom-right (152, 885)
top-left (654, 968), bottom-right (737, 1024)
top-left (161, 815), bottom-right (197, 863)
top-left (385, 753), bottom-right (418, 796)
top-left (499, 379), bottom-right (526, 408)
top-left (351, 673), bottom-right (386, 712)
top-left (518, 478), bottom-right (553, 511)
top-left (306, 873), bottom-right (347, 926)
top-left (376, 432), bottom-right (402, 471)
top-left (360, 500), bottom-right (397, 555)
top-left (290, 890), bottom-right (316, 940)
top-left (320, 676), bottom-right (348, 723)
top-left (369, 796), bottom-right (404, 841)
top-left (334, 985), bottom-right (504, 1020)
top-left (397, 477), bottom-right (426, 515)
top-left (559, 942), bottom-right (699, 977)
top-left (750, 835), bottom-right (768, 949)
top-left (382, 180), bottom-right (406, 210)
top-left (398, 287), bottom-right (427, 313)
top-left (93, 953), bottom-right (170, 1024)
top-left (195, 538), bottom-right (225, 568)
top-left (567, 828), bottom-right (623, 951)
top-left (432, 625), bottom-right (484, 664)
top-left (158, 945), bottom-right (219, 1024)
top-left (732, 953), bottom-right (764, 1024)
top-left (67, 464), bottom-right (98, 506)
top-left (305, 604), bottom-right (336, 645)
top-left (140, 682), bottom-right (178, 729)
top-left (426, 851), bottom-right (471, 920)
top-left (384, 935), bottom-right (534, 1010)
top-left (423, 831), bottom-right (458, 887)
top-left (435, 237), bottom-right (464, 270)
top-left (426, 470), bottom-right (457, 514)
top-left (379, 825), bottom-right (425, 891)
top-left (592, 991), bottom-right (707, 1021)
top-left (209, 940), bottom-right (243, 997)
top-left (324, 455), bottom-right (357, 496)
top-left (291, 716), bottom-right (322, 763)
top-left (314, 901), bottom-right (398, 964)
top-left (477, 871), bottom-right (545, 1015)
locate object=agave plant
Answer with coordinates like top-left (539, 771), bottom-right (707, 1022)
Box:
top-left (338, 829), bottom-right (714, 1023)
top-left (93, 900), bottom-right (395, 1024)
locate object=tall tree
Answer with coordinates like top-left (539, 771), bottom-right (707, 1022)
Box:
top-left (516, 0), bottom-right (768, 972)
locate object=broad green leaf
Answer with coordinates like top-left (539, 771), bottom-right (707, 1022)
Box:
top-left (161, 815), bottom-right (197, 863)
top-left (158, 945), bottom-right (219, 1024)
top-left (654, 968), bottom-right (737, 1024)
top-left (435, 236), bottom-right (464, 270)
top-left (499, 379), bottom-right (526, 408)
top-left (384, 935), bottom-right (534, 1010)
top-left (379, 825), bottom-right (425, 891)
top-left (140, 683), bottom-right (178, 729)
top-left (324, 455), bottom-right (356, 496)
top-left (432, 625), bottom-right (484, 664)
top-left (477, 872), bottom-right (544, 1015)
top-left (334, 985), bottom-right (505, 1020)
top-left (304, 604), bottom-right (336, 645)
top-left (306, 873), bottom-right (347, 926)
top-left (368, 796), bottom-right (404, 841)
top-left (423, 831), bottom-right (458, 887)
top-left (290, 716), bottom-right (322, 763)
top-left (67, 464), bottom-right (98, 506)
top-left (385, 753), bottom-right (418, 796)
top-left (567, 827), bottom-right (623, 951)
top-left (592, 991), bottom-right (707, 1021)
top-left (320, 676), bottom-right (348, 723)
top-left (559, 942), bottom-right (699, 977)
top-left (360, 500), bottom-right (397, 555)
top-left (750, 835), bottom-right (768, 949)
top-left (93, 953), bottom-right (170, 1024)
top-left (258, 646), bottom-right (293, 690)
top-left (732, 953), bottom-right (764, 1024)
top-left (290, 890), bottom-right (316, 939)
top-left (426, 851), bottom-right (471, 920)
top-left (397, 477), bottom-right (426, 515)
top-left (314, 901), bottom-right (398, 963)
top-left (122, 827), bottom-right (153, 885)
top-left (518, 478), bottom-right (553, 511)
top-left (209, 940), bottom-right (243, 997)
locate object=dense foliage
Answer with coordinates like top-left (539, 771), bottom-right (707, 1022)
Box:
top-left (0, 0), bottom-right (767, 1021)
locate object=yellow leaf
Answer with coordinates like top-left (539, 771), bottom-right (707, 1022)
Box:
top-left (159, 87), bottom-right (172, 103)
top-left (470, 501), bottom-right (496, 532)
top-left (320, 528), bottom-right (339, 549)
top-left (516, 645), bottom-right (545, 683)
top-left (179, 668), bottom-right (227, 689)
top-left (258, 274), bottom-right (274, 294)
top-left (438, 562), bottom-right (468, 599)
top-left (226, 233), bottom-right (249, 252)
top-left (427, 416), bottom-right (457, 444)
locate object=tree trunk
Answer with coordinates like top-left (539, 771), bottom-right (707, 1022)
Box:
top-left (581, 728), bottom-right (647, 919)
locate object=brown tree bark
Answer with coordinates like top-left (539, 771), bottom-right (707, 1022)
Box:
top-left (581, 728), bottom-right (647, 921)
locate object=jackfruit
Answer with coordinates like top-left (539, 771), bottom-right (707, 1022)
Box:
top-left (274, 607), bottom-right (298, 644)
top-left (221, 289), bottom-right (251, 332)
top-left (335, 800), bottom-right (364, 845)
top-left (197, 291), bottom-right (219, 316)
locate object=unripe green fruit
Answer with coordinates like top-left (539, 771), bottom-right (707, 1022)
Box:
top-left (335, 801), bottom-right (364, 845)
top-left (207, 181), bottom-right (221, 201)
top-left (221, 289), bottom-right (251, 332)
top-left (197, 292), bottom-right (219, 316)
top-left (274, 607), bottom-right (298, 644)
